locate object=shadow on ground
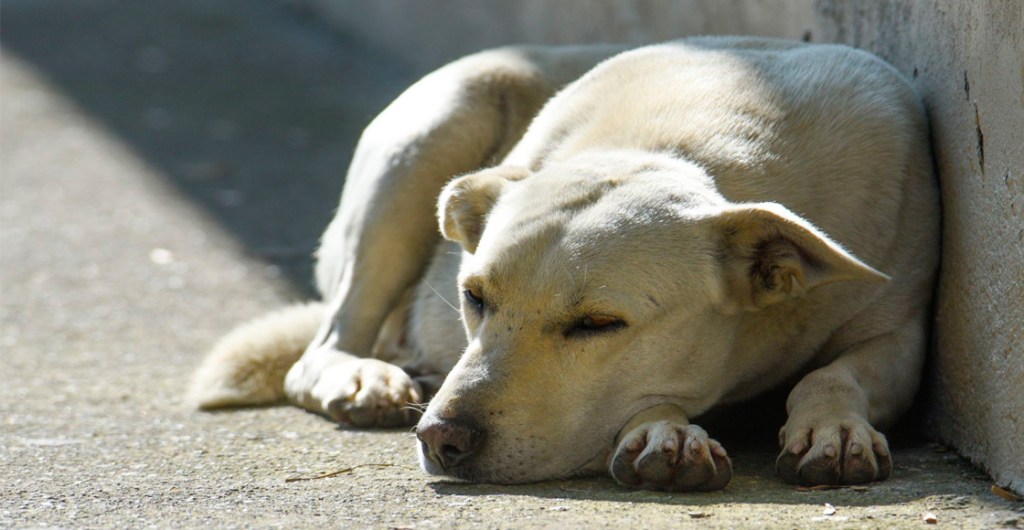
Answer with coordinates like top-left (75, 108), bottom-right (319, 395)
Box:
top-left (1, 0), bottom-right (417, 295)
top-left (422, 397), bottom-right (993, 509)
top-left (427, 443), bottom-right (993, 507)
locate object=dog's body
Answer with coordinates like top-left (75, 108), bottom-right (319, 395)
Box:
top-left (191, 37), bottom-right (938, 491)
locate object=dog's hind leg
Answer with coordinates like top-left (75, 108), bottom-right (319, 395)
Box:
top-left (286, 46), bottom-right (624, 427)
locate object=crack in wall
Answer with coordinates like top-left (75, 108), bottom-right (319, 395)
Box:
top-left (973, 102), bottom-right (985, 176)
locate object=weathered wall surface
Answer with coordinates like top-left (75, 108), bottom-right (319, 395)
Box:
top-left (809, 0), bottom-right (1024, 497)
top-left (296, 0), bottom-right (1024, 491)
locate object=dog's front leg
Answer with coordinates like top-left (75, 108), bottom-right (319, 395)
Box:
top-left (776, 313), bottom-right (926, 485)
top-left (609, 404), bottom-right (732, 492)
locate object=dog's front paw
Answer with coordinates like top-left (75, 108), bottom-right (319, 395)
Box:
top-left (610, 421), bottom-right (732, 492)
top-left (310, 358), bottom-right (424, 428)
top-left (776, 415), bottom-right (892, 485)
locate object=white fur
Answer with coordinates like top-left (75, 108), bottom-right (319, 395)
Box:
top-left (192, 37), bottom-right (938, 491)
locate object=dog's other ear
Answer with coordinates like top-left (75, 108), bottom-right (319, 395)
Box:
top-left (712, 202), bottom-right (889, 312)
top-left (438, 166), bottom-right (531, 253)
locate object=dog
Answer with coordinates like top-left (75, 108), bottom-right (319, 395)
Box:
top-left (190, 36), bottom-right (939, 492)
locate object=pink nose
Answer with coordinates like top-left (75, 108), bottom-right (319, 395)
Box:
top-left (416, 417), bottom-right (483, 470)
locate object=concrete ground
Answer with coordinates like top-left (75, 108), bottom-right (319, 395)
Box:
top-left (1, 1), bottom-right (1021, 528)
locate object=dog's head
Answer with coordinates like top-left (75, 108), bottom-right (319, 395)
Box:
top-left (416, 151), bottom-right (885, 483)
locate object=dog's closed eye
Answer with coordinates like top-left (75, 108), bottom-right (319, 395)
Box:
top-left (565, 315), bottom-right (627, 338)
top-left (463, 287), bottom-right (486, 315)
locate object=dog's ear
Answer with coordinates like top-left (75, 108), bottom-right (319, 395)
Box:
top-left (438, 166), bottom-right (531, 253)
top-left (712, 202), bottom-right (889, 312)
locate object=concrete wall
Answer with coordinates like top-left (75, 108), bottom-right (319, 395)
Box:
top-left (296, 0), bottom-right (1024, 492)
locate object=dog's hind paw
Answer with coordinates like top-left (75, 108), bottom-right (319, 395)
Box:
top-left (308, 358), bottom-right (425, 428)
top-left (776, 416), bottom-right (892, 485)
top-left (610, 421), bottom-right (732, 492)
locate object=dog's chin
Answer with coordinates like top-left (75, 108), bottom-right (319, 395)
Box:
top-left (415, 450), bottom-right (506, 483)
top-left (416, 440), bottom-right (610, 485)
top-left (416, 442), bottom-right (486, 482)
top-left (416, 446), bottom-right (447, 477)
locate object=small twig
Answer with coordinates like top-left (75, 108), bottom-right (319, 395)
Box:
top-left (992, 484), bottom-right (1023, 502)
top-left (284, 463), bottom-right (411, 483)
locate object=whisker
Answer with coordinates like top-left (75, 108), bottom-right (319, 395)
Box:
top-left (402, 402), bottom-right (428, 413)
top-left (424, 280), bottom-right (459, 313)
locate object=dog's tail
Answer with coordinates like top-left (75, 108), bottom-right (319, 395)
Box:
top-left (188, 301), bottom-right (325, 410)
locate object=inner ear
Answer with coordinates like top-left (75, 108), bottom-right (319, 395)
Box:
top-left (713, 203), bottom-right (889, 312)
top-left (437, 166), bottom-right (531, 253)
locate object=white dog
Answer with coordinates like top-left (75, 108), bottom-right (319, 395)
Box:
top-left (191, 37), bottom-right (938, 491)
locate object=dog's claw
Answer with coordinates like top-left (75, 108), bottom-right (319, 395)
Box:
top-left (776, 418), bottom-right (891, 485)
top-left (610, 422), bottom-right (732, 492)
